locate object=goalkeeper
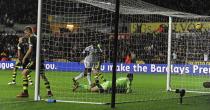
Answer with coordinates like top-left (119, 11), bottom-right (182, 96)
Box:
top-left (73, 43), bottom-right (103, 87)
top-left (8, 37), bottom-right (33, 85)
top-left (73, 73), bottom-right (133, 93)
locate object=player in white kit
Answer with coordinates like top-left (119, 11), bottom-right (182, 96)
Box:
top-left (72, 44), bottom-right (102, 90)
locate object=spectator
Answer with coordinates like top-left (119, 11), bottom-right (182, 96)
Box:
top-left (0, 50), bottom-right (9, 61)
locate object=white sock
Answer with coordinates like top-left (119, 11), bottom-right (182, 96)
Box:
top-left (87, 72), bottom-right (91, 86)
top-left (75, 72), bottom-right (84, 80)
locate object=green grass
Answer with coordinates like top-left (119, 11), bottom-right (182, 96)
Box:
top-left (1, 70), bottom-right (210, 110)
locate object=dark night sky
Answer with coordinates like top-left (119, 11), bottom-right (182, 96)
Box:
top-left (142, 0), bottom-right (210, 15)
top-left (0, 0), bottom-right (210, 24)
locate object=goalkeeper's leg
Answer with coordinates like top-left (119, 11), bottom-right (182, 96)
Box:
top-left (73, 83), bottom-right (104, 93)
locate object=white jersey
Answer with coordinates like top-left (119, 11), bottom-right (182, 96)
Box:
top-left (83, 45), bottom-right (97, 63)
top-left (82, 45), bottom-right (103, 68)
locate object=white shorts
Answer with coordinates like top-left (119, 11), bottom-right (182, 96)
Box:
top-left (84, 61), bottom-right (94, 68)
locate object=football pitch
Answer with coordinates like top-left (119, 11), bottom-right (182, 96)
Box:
top-left (1, 70), bottom-right (210, 110)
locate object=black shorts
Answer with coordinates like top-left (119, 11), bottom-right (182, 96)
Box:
top-left (22, 59), bottom-right (30, 69)
top-left (25, 60), bottom-right (45, 74)
top-left (25, 60), bottom-right (36, 70)
top-left (15, 59), bottom-right (29, 69)
top-left (15, 61), bottom-right (22, 67)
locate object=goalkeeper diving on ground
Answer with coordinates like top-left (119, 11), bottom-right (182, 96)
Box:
top-left (73, 73), bottom-right (133, 94)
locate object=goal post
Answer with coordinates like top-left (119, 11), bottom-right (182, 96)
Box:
top-left (166, 16), bottom-right (172, 91)
top-left (36, 0), bottom-right (116, 104)
top-left (111, 0), bottom-right (120, 108)
top-left (167, 16), bottom-right (210, 94)
top-left (35, 0), bottom-right (210, 106)
top-left (34, 0), bottom-right (43, 101)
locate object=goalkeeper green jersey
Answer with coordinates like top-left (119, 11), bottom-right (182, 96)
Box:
top-left (101, 81), bottom-right (112, 90)
top-left (116, 77), bottom-right (130, 89)
top-left (101, 77), bottom-right (130, 90)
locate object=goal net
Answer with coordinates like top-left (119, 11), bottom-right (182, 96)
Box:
top-left (37, 0), bottom-right (210, 104)
top-left (169, 17), bottom-right (210, 94)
